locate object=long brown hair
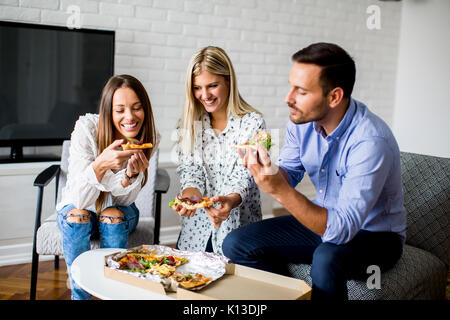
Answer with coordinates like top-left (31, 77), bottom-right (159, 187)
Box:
top-left (95, 74), bottom-right (156, 214)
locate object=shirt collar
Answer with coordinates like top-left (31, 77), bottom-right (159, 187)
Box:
top-left (313, 97), bottom-right (356, 141)
top-left (202, 112), bottom-right (236, 136)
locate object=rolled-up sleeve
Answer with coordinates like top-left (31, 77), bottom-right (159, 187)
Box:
top-left (322, 139), bottom-right (393, 244)
top-left (277, 122), bottom-right (305, 187)
top-left (66, 121), bottom-right (102, 210)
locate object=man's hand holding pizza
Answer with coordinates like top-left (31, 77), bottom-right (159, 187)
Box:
top-left (237, 143), bottom-right (290, 196)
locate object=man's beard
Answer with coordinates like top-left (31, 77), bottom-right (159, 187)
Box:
top-left (288, 99), bottom-right (329, 125)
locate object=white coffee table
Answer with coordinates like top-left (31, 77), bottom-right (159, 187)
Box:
top-left (71, 248), bottom-right (175, 300)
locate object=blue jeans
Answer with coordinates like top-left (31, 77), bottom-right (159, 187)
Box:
top-left (222, 215), bottom-right (403, 300)
top-left (57, 203), bottom-right (139, 300)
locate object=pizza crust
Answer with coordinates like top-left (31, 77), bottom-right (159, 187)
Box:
top-left (171, 197), bottom-right (214, 210)
top-left (122, 142), bottom-right (153, 150)
top-left (231, 144), bottom-right (258, 150)
top-left (171, 272), bottom-right (212, 289)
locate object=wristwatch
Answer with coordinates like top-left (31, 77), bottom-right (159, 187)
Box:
top-left (124, 171), bottom-right (138, 184)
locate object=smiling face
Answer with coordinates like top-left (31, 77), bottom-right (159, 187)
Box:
top-left (111, 87), bottom-right (145, 140)
top-left (285, 62), bottom-right (330, 125)
top-left (193, 70), bottom-right (229, 116)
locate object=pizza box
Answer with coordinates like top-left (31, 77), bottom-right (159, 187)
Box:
top-left (104, 256), bottom-right (311, 300)
top-left (176, 263), bottom-right (311, 300)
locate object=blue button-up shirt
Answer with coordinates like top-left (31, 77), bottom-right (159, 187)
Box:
top-left (278, 98), bottom-right (407, 245)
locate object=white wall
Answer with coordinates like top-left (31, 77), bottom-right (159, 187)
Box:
top-left (393, 0), bottom-right (450, 158)
top-left (0, 0), bottom-right (402, 156)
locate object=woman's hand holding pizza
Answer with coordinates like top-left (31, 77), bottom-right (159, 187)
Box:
top-left (171, 188), bottom-right (202, 218)
top-left (205, 193), bottom-right (241, 228)
top-left (92, 139), bottom-right (140, 182)
top-left (125, 148), bottom-right (149, 177)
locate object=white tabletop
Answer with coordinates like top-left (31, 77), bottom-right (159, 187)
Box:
top-left (71, 248), bottom-right (175, 300)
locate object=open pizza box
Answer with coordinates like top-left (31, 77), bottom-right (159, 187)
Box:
top-left (104, 245), bottom-right (311, 300)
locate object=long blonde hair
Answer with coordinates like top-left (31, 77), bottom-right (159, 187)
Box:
top-left (179, 46), bottom-right (260, 154)
top-left (95, 75), bottom-right (156, 214)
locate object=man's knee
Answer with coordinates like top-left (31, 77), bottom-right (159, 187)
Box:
top-left (66, 209), bottom-right (91, 223)
top-left (222, 229), bottom-right (242, 260)
top-left (99, 207), bottom-right (125, 224)
top-left (311, 242), bottom-right (345, 280)
top-left (310, 243), bottom-right (350, 299)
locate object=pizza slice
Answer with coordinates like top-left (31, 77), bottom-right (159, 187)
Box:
top-left (121, 136), bottom-right (153, 150)
top-left (117, 252), bottom-right (189, 276)
top-left (169, 195), bottom-right (214, 210)
top-left (232, 130), bottom-right (272, 151)
top-left (150, 263), bottom-right (176, 278)
top-left (171, 272), bottom-right (212, 289)
top-left (160, 255), bottom-right (188, 267)
top-left (118, 254), bottom-right (147, 273)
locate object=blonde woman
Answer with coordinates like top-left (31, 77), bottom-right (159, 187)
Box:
top-left (56, 75), bottom-right (159, 299)
top-left (172, 46), bottom-right (265, 254)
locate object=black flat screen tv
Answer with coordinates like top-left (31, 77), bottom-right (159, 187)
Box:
top-left (0, 21), bottom-right (114, 163)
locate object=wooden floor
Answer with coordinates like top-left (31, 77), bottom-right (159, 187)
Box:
top-left (0, 259), bottom-right (71, 300)
top-left (1, 257), bottom-right (448, 300)
top-left (1, 218), bottom-right (449, 300)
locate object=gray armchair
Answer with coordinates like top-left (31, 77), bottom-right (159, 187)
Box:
top-left (287, 152), bottom-right (449, 299)
top-left (29, 140), bottom-right (170, 300)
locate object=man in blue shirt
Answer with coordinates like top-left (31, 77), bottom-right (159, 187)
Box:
top-left (222, 43), bottom-right (407, 300)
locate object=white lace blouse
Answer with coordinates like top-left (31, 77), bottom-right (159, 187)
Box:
top-left (56, 113), bottom-right (160, 213)
top-left (176, 111), bottom-right (264, 254)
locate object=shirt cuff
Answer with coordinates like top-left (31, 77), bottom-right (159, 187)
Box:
top-left (86, 163), bottom-right (109, 191)
top-left (321, 208), bottom-right (347, 245)
top-left (223, 186), bottom-right (247, 208)
top-left (111, 169), bottom-right (144, 197)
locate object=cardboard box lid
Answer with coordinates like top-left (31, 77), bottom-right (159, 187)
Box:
top-left (177, 264), bottom-right (311, 300)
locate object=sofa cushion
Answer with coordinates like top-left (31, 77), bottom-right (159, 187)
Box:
top-left (287, 244), bottom-right (447, 300)
top-left (400, 152), bottom-right (450, 266)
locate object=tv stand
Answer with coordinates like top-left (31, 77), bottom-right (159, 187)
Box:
top-left (10, 145), bottom-right (23, 161)
top-left (0, 145), bottom-right (60, 163)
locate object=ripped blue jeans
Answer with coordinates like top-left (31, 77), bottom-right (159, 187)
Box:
top-left (56, 203), bottom-right (139, 300)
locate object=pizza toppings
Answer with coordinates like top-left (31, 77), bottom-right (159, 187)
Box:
top-left (121, 137), bottom-right (153, 150)
top-left (169, 195), bottom-right (214, 210)
top-left (118, 253), bottom-right (188, 277)
top-left (125, 137), bottom-right (142, 145)
top-left (107, 245), bottom-right (229, 293)
top-left (115, 251), bottom-right (212, 289)
top-left (171, 272), bottom-right (212, 289)
top-left (233, 130), bottom-right (272, 151)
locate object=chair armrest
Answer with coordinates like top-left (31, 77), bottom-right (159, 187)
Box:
top-left (154, 168), bottom-right (170, 194)
top-left (33, 165), bottom-right (60, 188)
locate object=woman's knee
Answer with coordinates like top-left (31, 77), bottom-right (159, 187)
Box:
top-left (99, 207), bottom-right (125, 224)
top-left (66, 209), bottom-right (91, 223)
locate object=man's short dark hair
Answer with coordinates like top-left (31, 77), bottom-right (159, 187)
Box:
top-left (292, 42), bottom-right (356, 98)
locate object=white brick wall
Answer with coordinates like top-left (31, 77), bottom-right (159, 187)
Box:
top-left (0, 0), bottom-right (402, 156)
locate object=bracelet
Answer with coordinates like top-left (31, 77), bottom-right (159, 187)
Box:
top-left (124, 172), bottom-right (138, 184)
